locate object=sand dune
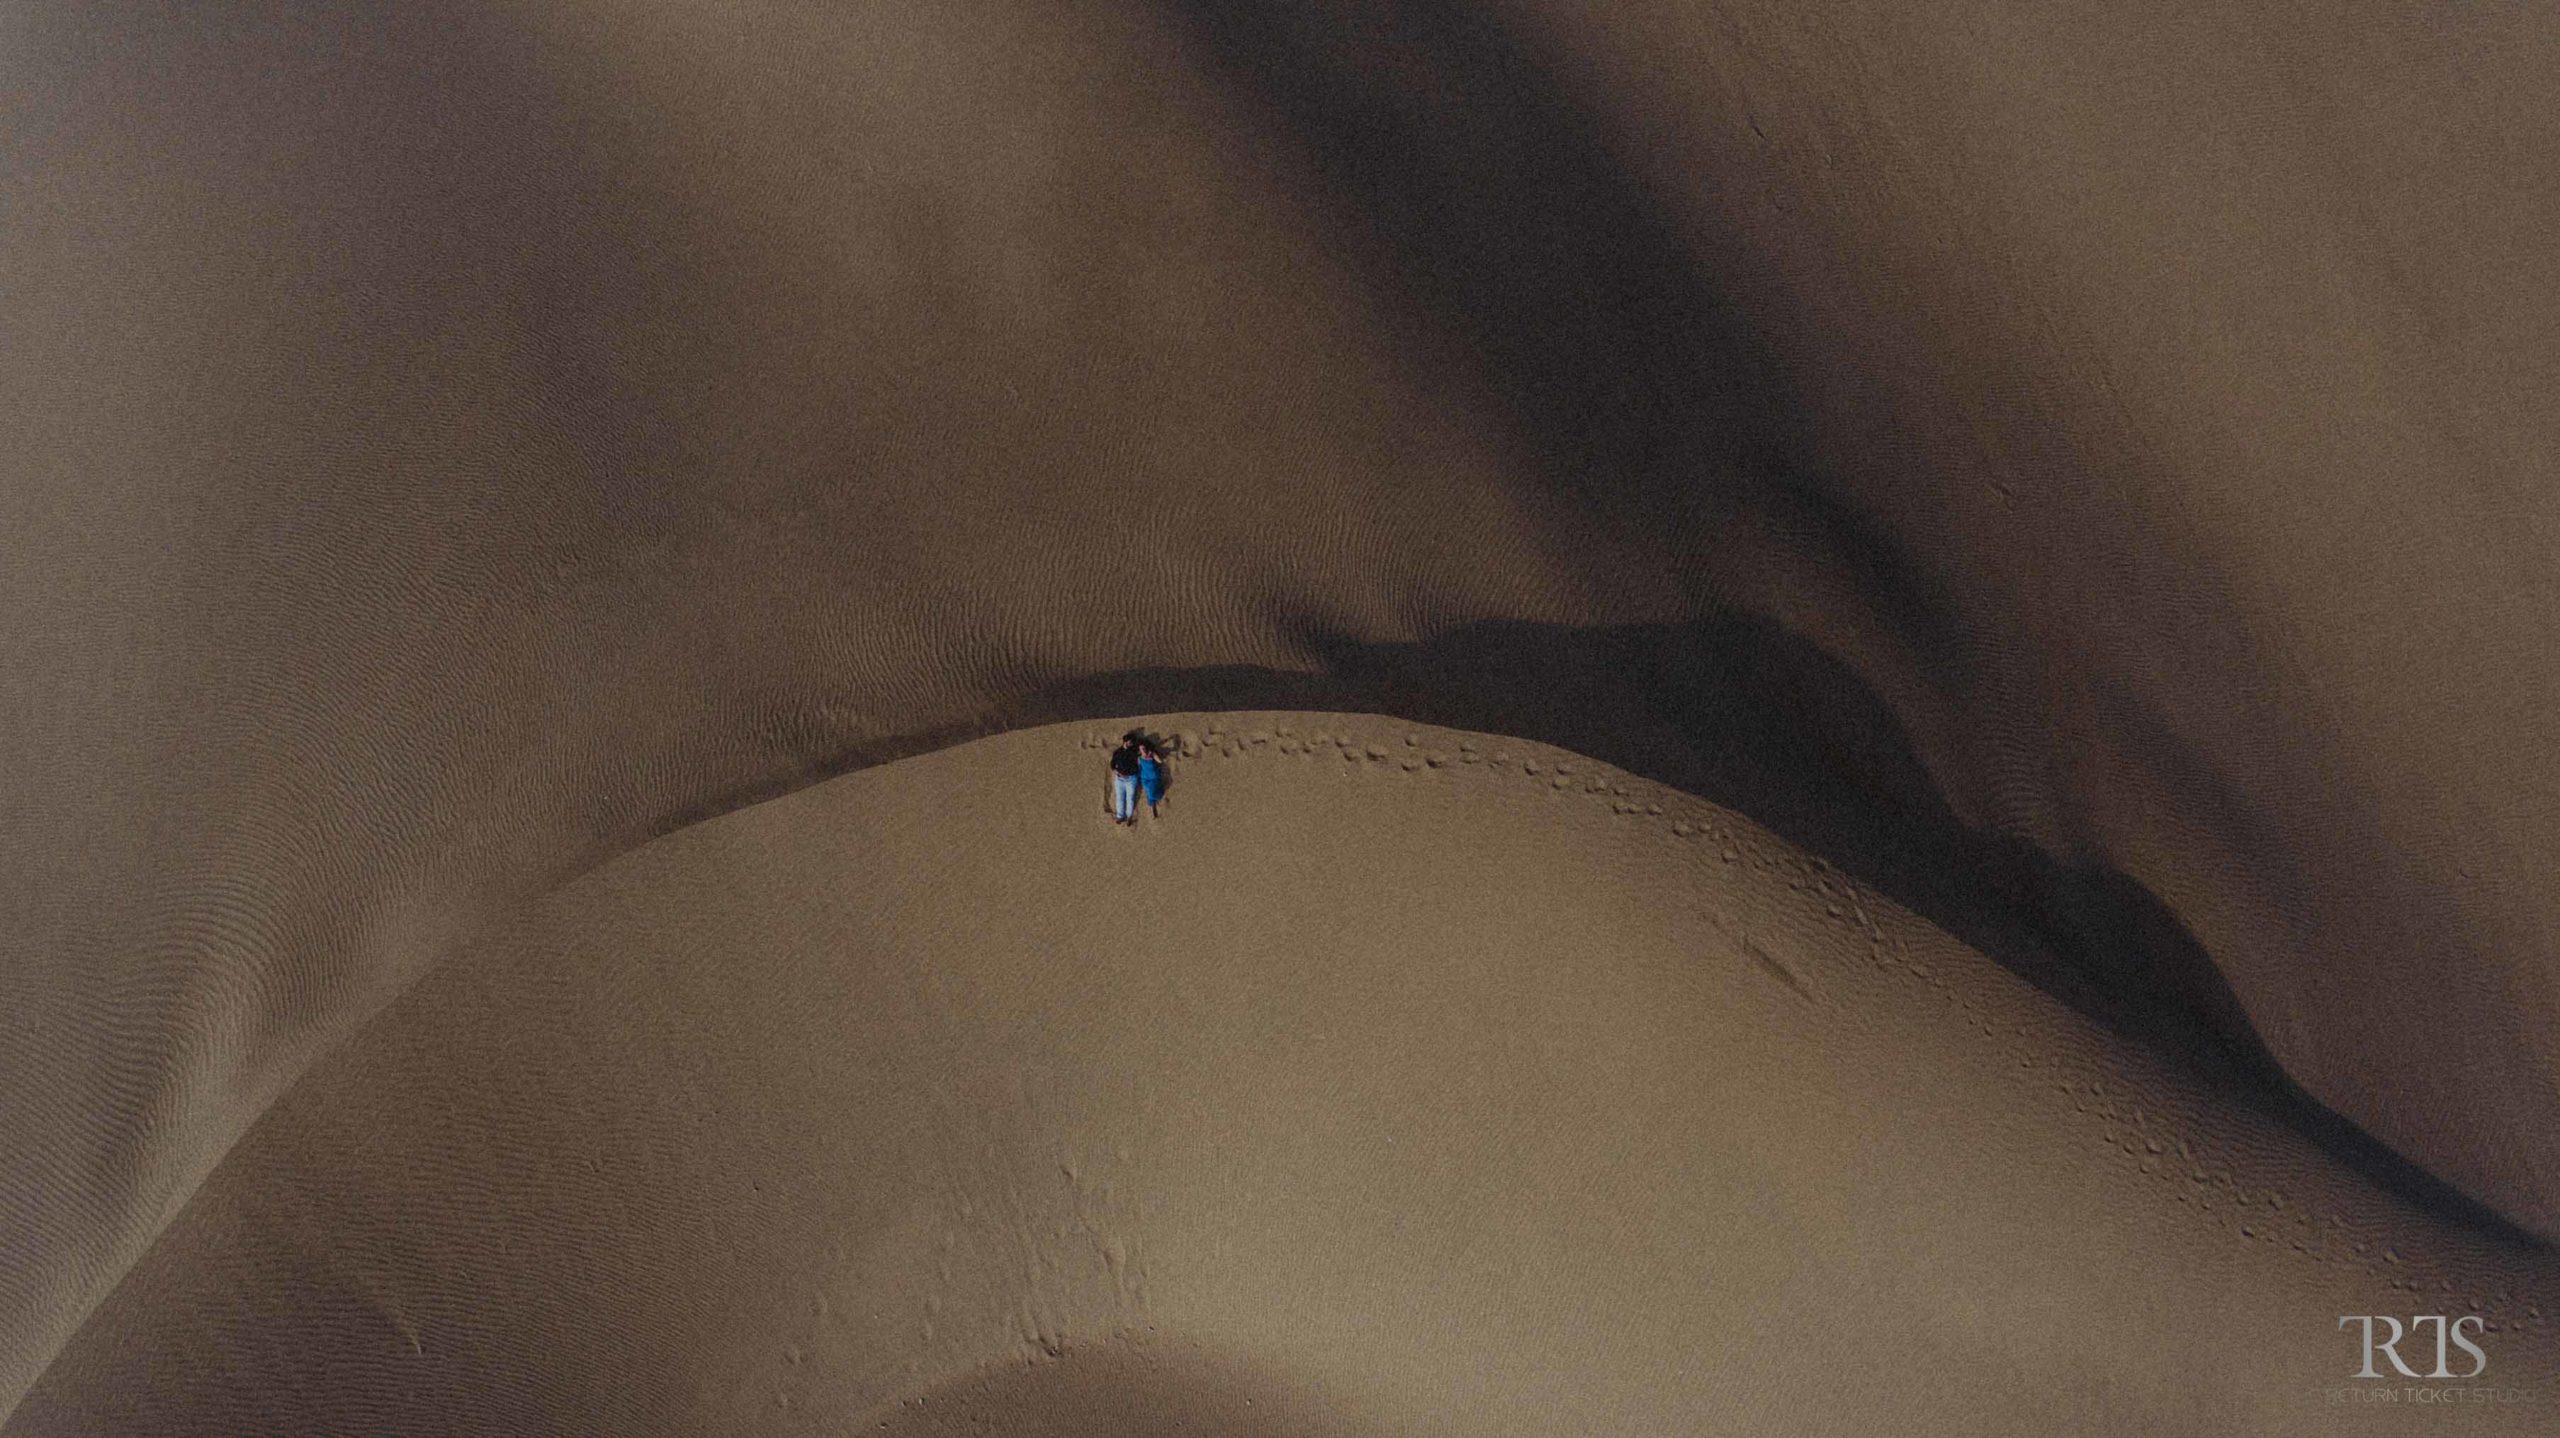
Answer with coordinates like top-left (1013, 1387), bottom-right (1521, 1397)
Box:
top-left (5, 0), bottom-right (2559, 1429)
top-left (15, 720), bottom-right (2555, 1434)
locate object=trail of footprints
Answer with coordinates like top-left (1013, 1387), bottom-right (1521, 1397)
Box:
top-left (1082, 718), bottom-right (2553, 1335)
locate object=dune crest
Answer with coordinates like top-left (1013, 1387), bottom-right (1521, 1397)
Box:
top-left (13, 719), bottom-right (2554, 1433)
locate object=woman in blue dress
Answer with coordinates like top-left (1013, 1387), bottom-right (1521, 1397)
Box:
top-left (1138, 738), bottom-right (1169, 819)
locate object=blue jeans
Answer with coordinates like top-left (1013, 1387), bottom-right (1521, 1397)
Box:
top-left (1112, 773), bottom-right (1139, 821)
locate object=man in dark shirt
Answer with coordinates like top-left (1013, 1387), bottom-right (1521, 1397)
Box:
top-left (1107, 737), bottom-right (1144, 826)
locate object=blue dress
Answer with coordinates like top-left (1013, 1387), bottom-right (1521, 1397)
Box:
top-left (1138, 755), bottom-right (1165, 804)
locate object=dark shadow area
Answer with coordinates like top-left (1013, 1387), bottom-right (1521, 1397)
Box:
top-left (632, 2), bottom-right (2533, 1250)
top-left (1153, 0), bottom-right (1971, 666)
top-left (1164, 0), bottom-right (1785, 509)
top-left (1112, 2), bottom-right (2545, 1245)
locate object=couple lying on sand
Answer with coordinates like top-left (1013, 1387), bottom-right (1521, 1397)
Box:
top-left (1106, 730), bottom-right (1168, 826)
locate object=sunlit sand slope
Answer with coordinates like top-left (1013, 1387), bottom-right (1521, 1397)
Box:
top-left (16, 719), bottom-right (2552, 1435)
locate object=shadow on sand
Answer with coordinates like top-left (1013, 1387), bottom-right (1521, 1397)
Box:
top-left (668, 1), bottom-right (2529, 1251)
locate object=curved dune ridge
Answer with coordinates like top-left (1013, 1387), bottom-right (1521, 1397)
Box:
top-left (13, 718), bottom-right (2557, 1435)
top-left (6, 0), bottom-right (2560, 1429)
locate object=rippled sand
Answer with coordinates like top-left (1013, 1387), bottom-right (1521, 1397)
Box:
top-left (7, 1), bottom-right (2559, 1431)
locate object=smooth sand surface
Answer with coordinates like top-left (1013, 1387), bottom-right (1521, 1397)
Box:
top-left (6, 0), bottom-right (2560, 1430)
top-left (15, 719), bottom-right (2557, 1434)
